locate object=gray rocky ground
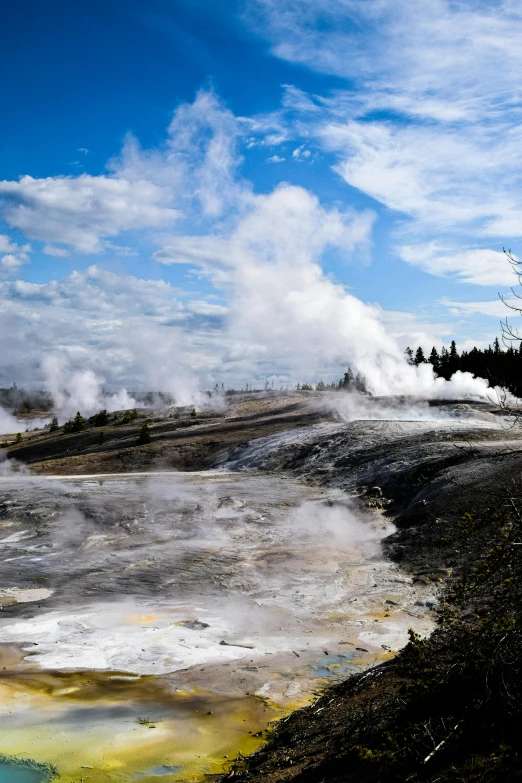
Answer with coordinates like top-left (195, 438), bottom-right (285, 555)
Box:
top-left (0, 391), bottom-right (520, 782)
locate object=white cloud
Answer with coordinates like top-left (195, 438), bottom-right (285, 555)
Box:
top-left (267, 154), bottom-right (285, 163)
top-left (292, 145), bottom-right (313, 162)
top-left (0, 234), bottom-right (22, 254)
top-left (247, 0), bottom-right (522, 123)
top-left (164, 89), bottom-right (248, 218)
top-left (156, 184), bottom-right (374, 274)
top-left (0, 233), bottom-right (31, 277)
top-left (244, 0), bottom-right (522, 275)
top-left (318, 118), bottom-right (522, 238)
top-left (43, 245), bottom-right (69, 257)
top-left (0, 90), bottom-right (243, 254)
top-left (399, 245), bottom-right (517, 286)
top-left (439, 297), bottom-right (520, 318)
top-left (0, 91), bottom-right (493, 401)
top-left (187, 300), bottom-right (229, 317)
top-left (152, 184), bottom-right (488, 397)
top-left (1, 254), bottom-right (27, 274)
top-left (0, 174), bottom-right (178, 253)
top-left (0, 265), bottom-right (223, 403)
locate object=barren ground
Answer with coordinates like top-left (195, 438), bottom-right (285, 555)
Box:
top-left (1, 391), bottom-right (521, 782)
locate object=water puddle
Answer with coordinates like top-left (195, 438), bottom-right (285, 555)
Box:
top-left (0, 759), bottom-right (53, 783)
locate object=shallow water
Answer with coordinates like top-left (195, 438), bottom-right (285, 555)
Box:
top-left (0, 470), bottom-right (435, 781)
top-left (0, 763), bottom-right (46, 783)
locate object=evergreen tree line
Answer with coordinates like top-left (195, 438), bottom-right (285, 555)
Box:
top-left (406, 338), bottom-right (522, 395)
top-left (300, 367), bottom-right (368, 393)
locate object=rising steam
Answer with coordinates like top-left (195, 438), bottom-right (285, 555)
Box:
top-left (42, 355), bottom-right (138, 422)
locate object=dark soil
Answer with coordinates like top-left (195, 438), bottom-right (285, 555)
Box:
top-left (6, 393), bottom-right (331, 475)
top-left (6, 392), bottom-right (522, 781)
top-left (215, 405), bottom-right (522, 782)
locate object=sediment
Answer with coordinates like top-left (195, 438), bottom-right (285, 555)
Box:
top-left (3, 391), bottom-right (522, 781)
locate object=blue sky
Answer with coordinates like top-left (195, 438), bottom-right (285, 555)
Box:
top-left (1, 0), bottom-right (522, 394)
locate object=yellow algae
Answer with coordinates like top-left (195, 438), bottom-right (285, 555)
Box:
top-left (125, 614), bottom-right (157, 624)
top-left (0, 669), bottom-right (286, 782)
top-left (0, 649), bottom-right (391, 781)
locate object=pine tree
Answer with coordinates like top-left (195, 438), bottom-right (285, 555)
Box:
top-left (429, 347), bottom-right (440, 370)
top-left (448, 340), bottom-right (460, 375)
top-left (138, 423), bottom-right (151, 445)
top-left (414, 347), bottom-right (426, 365)
top-left (61, 411), bottom-right (86, 434)
top-left (410, 337), bottom-right (522, 390)
top-left (92, 409), bottom-right (109, 427)
top-left (405, 347), bottom-right (414, 365)
top-left (49, 416), bottom-right (59, 432)
top-left (354, 372), bottom-right (366, 393)
top-left (73, 411), bottom-right (86, 431)
top-left (340, 366), bottom-right (355, 389)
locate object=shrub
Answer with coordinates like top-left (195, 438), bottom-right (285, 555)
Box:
top-left (62, 411), bottom-right (86, 433)
top-left (121, 408), bottom-right (138, 424)
top-left (91, 409), bottom-right (109, 427)
top-left (138, 423), bottom-right (151, 445)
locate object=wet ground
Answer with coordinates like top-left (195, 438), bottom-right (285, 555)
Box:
top-left (0, 393), bottom-right (517, 782)
top-left (0, 469), bottom-right (435, 781)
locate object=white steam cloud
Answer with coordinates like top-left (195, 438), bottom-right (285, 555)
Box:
top-left (0, 91), bottom-right (503, 404)
top-left (42, 355), bottom-right (138, 422)
top-left (0, 407), bottom-right (21, 436)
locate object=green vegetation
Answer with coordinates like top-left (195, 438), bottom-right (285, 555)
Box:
top-left (0, 384), bottom-right (53, 414)
top-left (344, 498), bottom-right (522, 781)
top-left (138, 422), bottom-right (151, 445)
top-left (91, 408), bottom-right (109, 427)
top-left (15, 432), bottom-right (22, 443)
top-left (49, 416), bottom-right (59, 432)
top-left (120, 408), bottom-right (138, 424)
top-left (62, 411), bottom-right (86, 433)
top-left (406, 337), bottom-right (522, 395)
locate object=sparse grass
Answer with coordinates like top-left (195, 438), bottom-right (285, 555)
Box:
top-left (136, 715), bottom-right (158, 726)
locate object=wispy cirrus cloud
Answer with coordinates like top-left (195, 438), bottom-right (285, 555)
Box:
top-left (398, 245), bottom-right (518, 287)
top-left (246, 0), bottom-right (522, 121)
top-left (244, 0), bottom-right (522, 286)
top-left (439, 297), bottom-right (520, 319)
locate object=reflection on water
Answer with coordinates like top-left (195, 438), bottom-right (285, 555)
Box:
top-left (136, 766), bottom-right (182, 779)
top-left (308, 653), bottom-right (358, 679)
